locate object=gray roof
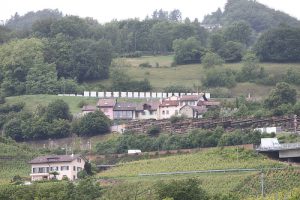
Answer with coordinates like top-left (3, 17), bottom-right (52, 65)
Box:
top-left (114, 102), bottom-right (137, 111)
top-left (29, 154), bottom-right (83, 164)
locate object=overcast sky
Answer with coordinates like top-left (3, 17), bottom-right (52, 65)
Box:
top-left (0, 0), bottom-right (299, 24)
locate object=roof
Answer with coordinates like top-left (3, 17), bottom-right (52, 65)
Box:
top-left (198, 100), bottom-right (221, 106)
top-left (136, 100), bottom-right (160, 111)
top-left (81, 105), bottom-right (97, 112)
top-left (159, 100), bottom-right (179, 107)
top-left (29, 154), bottom-right (84, 164)
top-left (97, 98), bottom-right (116, 107)
top-left (114, 102), bottom-right (137, 111)
top-left (180, 95), bottom-right (202, 101)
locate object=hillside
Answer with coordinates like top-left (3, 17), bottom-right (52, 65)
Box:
top-left (88, 56), bottom-right (300, 99)
top-left (203, 0), bottom-right (300, 32)
top-left (99, 147), bottom-right (283, 178)
top-left (6, 95), bottom-right (98, 114)
top-left (98, 147), bottom-right (300, 198)
top-left (0, 137), bottom-right (36, 184)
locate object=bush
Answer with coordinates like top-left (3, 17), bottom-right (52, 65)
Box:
top-left (147, 125), bottom-right (161, 136)
top-left (139, 62), bottom-right (152, 68)
top-left (203, 69), bottom-right (237, 88)
top-left (73, 111), bottom-right (111, 136)
top-left (170, 115), bottom-right (186, 124)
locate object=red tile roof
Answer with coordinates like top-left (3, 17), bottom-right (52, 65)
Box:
top-left (180, 95), bottom-right (202, 101)
top-left (97, 98), bottom-right (116, 107)
top-left (159, 100), bottom-right (179, 107)
top-left (81, 105), bottom-right (97, 111)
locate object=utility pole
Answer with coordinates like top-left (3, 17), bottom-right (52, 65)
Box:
top-left (261, 171), bottom-right (264, 198)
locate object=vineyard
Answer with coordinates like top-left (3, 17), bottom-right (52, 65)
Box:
top-left (98, 147), bottom-right (300, 198)
top-left (0, 137), bottom-right (36, 184)
top-left (98, 147), bottom-right (284, 178)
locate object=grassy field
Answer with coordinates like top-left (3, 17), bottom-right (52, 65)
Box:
top-left (6, 95), bottom-right (98, 114)
top-left (88, 55), bottom-right (300, 98)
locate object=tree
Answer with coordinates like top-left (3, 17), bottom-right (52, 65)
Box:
top-left (208, 32), bottom-right (225, 53)
top-left (203, 69), bottom-right (237, 88)
top-left (75, 178), bottom-right (101, 200)
top-left (223, 21), bottom-right (252, 45)
top-left (4, 118), bottom-right (23, 141)
top-left (74, 111), bottom-right (111, 136)
top-left (0, 38), bottom-right (45, 96)
top-left (254, 27), bottom-right (300, 62)
top-left (25, 62), bottom-right (59, 94)
top-left (264, 82), bottom-right (297, 109)
top-left (173, 37), bottom-right (203, 64)
top-left (156, 178), bottom-right (209, 200)
top-left (45, 99), bottom-right (71, 122)
top-left (169, 9), bottom-right (182, 22)
top-left (150, 22), bottom-right (173, 53)
top-left (237, 52), bottom-right (266, 82)
top-left (218, 41), bottom-right (244, 62)
top-left (202, 52), bottom-right (224, 68)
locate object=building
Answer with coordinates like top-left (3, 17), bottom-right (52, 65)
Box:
top-left (29, 154), bottom-right (86, 181)
top-left (180, 105), bottom-right (207, 118)
top-left (135, 100), bottom-right (160, 120)
top-left (97, 98), bottom-right (116, 120)
top-left (158, 99), bottom-right (181, 119)
top-left (113, 102), bottom-right (137, 120)
top-left (81, 105), bottom-right (97, 115)
top-left (179, 95), bottom-right (203, 106)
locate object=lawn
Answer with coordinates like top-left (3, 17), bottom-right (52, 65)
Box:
top-left (6, 95), bottom-right (98, 114)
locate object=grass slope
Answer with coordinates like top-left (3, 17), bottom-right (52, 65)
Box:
top-left (6, 95), bottom-right (98, 114)
top-left (0, 138), bottom-right (36, 184)
top-left (89, 55), bottom-right (300, 98)
top-left (99, 147), bottom-right (283, 178)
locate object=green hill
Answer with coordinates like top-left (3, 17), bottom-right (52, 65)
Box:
top-left (203, 0), bottom-right (300, 32)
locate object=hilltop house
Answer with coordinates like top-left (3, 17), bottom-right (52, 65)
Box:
top-left (29, 154), bottom-right (86, 181)
top-left (97, 98), bottom-right (116, 120)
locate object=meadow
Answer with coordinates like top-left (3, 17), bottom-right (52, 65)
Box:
top-left (88, 55), bottom-right (300, 98)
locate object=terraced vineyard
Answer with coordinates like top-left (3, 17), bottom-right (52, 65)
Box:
top-left (0, 138), bottom-right (36, 184)
top-left (99, 147), bottom-right (284, 178)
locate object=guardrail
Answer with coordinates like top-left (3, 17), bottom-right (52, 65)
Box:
top-left (256, 143), bottom-right (300, 151)
top-left (139, 167), bottom-right (285, 176)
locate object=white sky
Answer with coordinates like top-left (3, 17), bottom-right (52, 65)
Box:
top-left (0, 0), bottom-right (299, 24)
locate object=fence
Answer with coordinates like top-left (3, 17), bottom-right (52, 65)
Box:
top-left (58, 91), bottom-right (211, 99)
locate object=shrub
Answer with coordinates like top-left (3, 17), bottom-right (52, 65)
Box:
top-left (139, 62), bottom-right (152, 68)
top-left (147, 125), bottom-right (161, 136)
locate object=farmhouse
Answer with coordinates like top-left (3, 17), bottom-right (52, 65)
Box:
top-left (135, 100), bottom-right (160, 120)
top-left (29, 154), bottom-right (86, 181)
top-left (180, 105), bottom-right (207, 118)
top-left (97, 98), bottom-right (116, 120)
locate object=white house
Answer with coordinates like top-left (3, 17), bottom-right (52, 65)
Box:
top-left (29, 154), bottom-right (86, 181)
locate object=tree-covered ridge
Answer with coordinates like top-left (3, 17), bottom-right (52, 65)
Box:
top-left (203, 0), bottom-right (300, 32)
top-left (5, 9), bottom-right (63, 31)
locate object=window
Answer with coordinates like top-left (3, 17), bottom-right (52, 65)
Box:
top-left (162, 111), bottom-right (165, 115)
top-left (61, 166), bottom-right (69, 171)
top-left (166, 110), bottom-right (169, 115)
top-left (77, 158), bottom-right (81, 163)
top-left (33, 168), bottom-right (38, 173)
top-left (38, 167), bottom-right (44, 173)
top-left (73, 166), bottom-right (76, 171)
top-left (50, 166), bottom-right (59, 171)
